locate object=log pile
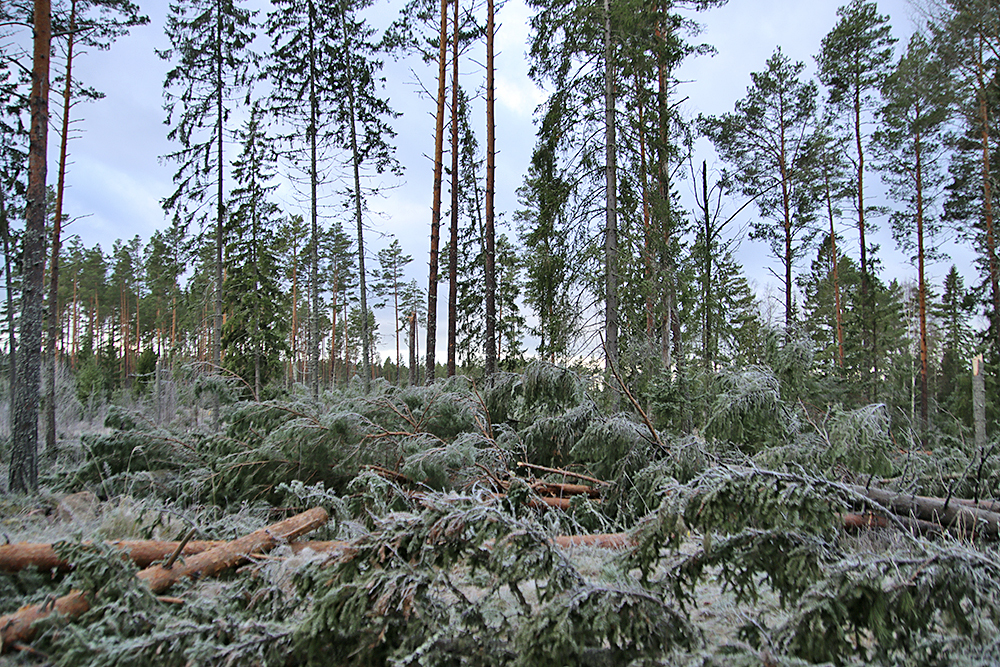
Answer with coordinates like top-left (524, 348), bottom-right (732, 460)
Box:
top-left (0, 507), bottom-right (329, 652)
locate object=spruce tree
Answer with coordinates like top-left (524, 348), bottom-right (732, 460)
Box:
top-left (266, 0), bottom-right (346, 396)
top-left (160, 0), bottom-right (255, 424)
top-left (223, 105), bottom-right (289, 399)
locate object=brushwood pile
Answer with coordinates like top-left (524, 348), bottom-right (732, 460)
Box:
top-left (0, 360), bottom-right (998, 666)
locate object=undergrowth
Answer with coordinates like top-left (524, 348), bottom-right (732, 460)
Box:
top-left (3, 360), bottom-right (998, 666)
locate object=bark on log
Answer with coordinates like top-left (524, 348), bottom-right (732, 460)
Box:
top-left (137, 507), bottom-right (328, 593)
top-left (0, 508), bottom-right (329, 652)
top-left (530, 482), bottom-right (602, 499)
top-left (840, 512), bottom-right (944, 538)
top-left (0, 540), bottom-right (226, 573)
top-left (850, 485), bottom-right (1000, 539)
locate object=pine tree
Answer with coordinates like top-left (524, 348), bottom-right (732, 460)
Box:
top-left (937, 2), bottom-right (1000, 361)
top-left (332, 0), bottom-right (399, 391)
top-left (700, 48), bottom-right (819, 329)
top-left (875, 31), bottom-right (953, 439)
top-left (374, 239), bottom-right (412, 386)
top-left (160, 0), bottom-right (255, 423)
top-left (44, 0), bottom-right (147, 457)
top-left (816, 0), bottom-right (896, 396)
top-left (9, 0), bottom-right (52, 492)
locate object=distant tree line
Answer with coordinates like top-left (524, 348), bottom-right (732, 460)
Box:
top-left (2, 0), bottom-right (1000, 490)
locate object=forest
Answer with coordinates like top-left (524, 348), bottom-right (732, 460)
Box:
top-left (0, 0), bottom-right (999, 664)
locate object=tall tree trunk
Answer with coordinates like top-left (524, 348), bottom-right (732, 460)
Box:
top-left (854, 73), bottom-right (875, 399)
top-left (392, 268), bottom-right (401, 385)
top-left (915, 127), bottom-right (929, 443)
top-left (10, 0), bottom-right (51, 492)
top-left (778, 110), bottom-right (794, 330)
top-left (340, 5), bottom-right (371, 393)
top-left (824, 166), bottom-right (845, 368)
top-left (602, 0), bottom-right (618, 378)
top-left (45, 0), bottom-right (76, 458)
top-left (426, 0), bottom-right (448, 385)
top-left (446, 0), bottom-right (459, 378)
top-left (976, 35), bottom-right (1000, 357)
top-left (483, 0), bottom-right (496, 376)
top-left (213, 4), bottom-right (224, 428)
top-left (1, 183), bottom-right (16, 430)
top-left (701, 161), bottom-right (712, 370)
top-left (307, 0), bottom-right (320, 398)
top-left (409, 311), bottom-right (417, 386)
top-left (637, 76), bottom-right (652, 336)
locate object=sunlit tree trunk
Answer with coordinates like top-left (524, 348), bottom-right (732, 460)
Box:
top-left (446, 0), bottom-right (459, 378)
top-left (426, 0), bottom-right (448, 384)
top-left (45, 0), bottom-right (77, 458)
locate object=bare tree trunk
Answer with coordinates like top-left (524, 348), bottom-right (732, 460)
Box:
top-left (307, 1), bottom-right (321, 399)
top-left (446, 0), bottom-right (459, 378)
top-left (484, 0), bottom-right (496, 376)
top-left (915, 128), bottom-right (929, 443)
top-left (1, 187), bottom-right (16, 430)
top-left (212, 6), bottom-right (224, 428)
top-left (425, 0), bottom-right (448, 385)
top-left (701, 161), bottom-right (712, 370)
top-left (976, 36), bottom-right (1000, 357)
top-left (824, 166), bottom-right (845, 368)
top-left (45, 0), bottom-right (76, 459)
top-left (409, 311), bottom-right (417, 386)
top-left (340, 5), bottom-right (371, 393)
top-left (854, 80), bottom-right (875, 398)
top-left (10, 0), bottom-right (51, 493)
top-left (602, 0), bottom-right (618, 379)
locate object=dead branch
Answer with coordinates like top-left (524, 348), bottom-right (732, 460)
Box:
top-left (516, 462), bottom-right (610, 486)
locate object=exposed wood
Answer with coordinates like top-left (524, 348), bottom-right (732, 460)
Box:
top-left (0, 590), bottom-right (89, 652)
top-left (850, 484), bottom-right (1000, 539)
top-left (0, 508), bottom-right (329, 651)
top-left (137, 507), bottom-right (328, 592)
top-left (840, 511), bottom-right (944, 538)
top-left (0, 540), bottom-right (226, 574)
top-left (530, 482), bottom-right (601, 499)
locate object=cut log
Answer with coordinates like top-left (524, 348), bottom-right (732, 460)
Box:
top-left (136, 507), bottom-right (328, 593)
top-left (530, 482), bottom-right (601, 499)
top-left (850, 485), bottom-right (1000, 540)
top-left (0, 540), bottom-right (226, 574)
top-left (0, 507), bottom-right (328, 652)
top-left (840, 512), bottom-right (944, 538)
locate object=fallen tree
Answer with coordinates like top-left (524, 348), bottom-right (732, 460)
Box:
top-left (0, 507), bottom-right (329, 652)
top-left (849, 484), bottom-right (1000, 540)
